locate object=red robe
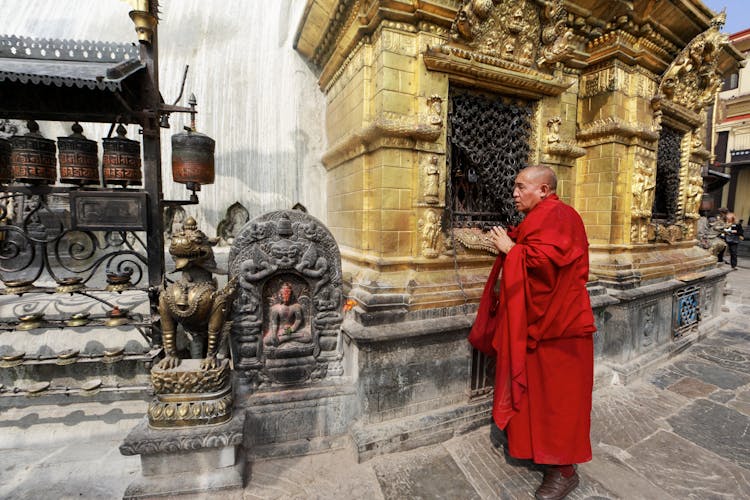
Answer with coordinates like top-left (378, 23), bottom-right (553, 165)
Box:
top-left (469, 194), bottom-right (595, 465)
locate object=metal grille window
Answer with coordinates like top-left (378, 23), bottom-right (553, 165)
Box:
top-left (673, 285), bottom-right (700, 337)
top-left (652, 126), bottom-right (684, 222)
top-left (447, 89), bottom-right (533, 230)
top-left (469, 347), bottom-right (495, 399)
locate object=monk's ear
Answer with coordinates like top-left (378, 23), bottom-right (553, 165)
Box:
top-left (540, 183), bottom-right (551, 198)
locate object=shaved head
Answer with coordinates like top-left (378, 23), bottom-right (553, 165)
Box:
top-left (519, 165), bottom-right (557, 192)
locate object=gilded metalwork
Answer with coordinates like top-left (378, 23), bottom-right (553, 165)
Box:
top-left (632, 159), bottom-right (656, 218)
top-left (0, 350), bottom-right (25, 368)
top-left (449, 0), bottom-right (574, 69)
top-left (66, 313), bottom-right (91, 327)
top-left (448, 89), bottom-right (532, 230)
top-left (148, 359), bottom-right (233, 428)
top-left (55, 277), bottom-right (85, 294)
top-left (423, 155), bottom-right (440, 204)
top-left (157, 217), bottom-right (238, 371)
top-left (418, 209), bottom-right (441, 258)
top-left (2, 279), bottom-right (35, 295)
top-left (105, 306), bottom-right (129, 327)
top-left (452, 227), bottom-right (498, 255)
top-left (56, 349), bottom-right (80, 365)
top-left (15, 312), bottom-right (43, 331)
top-left (659, 13), bottom-right (728, 113)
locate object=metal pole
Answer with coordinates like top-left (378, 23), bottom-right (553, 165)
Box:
top-left (139, 1), bottom-right (165, 290)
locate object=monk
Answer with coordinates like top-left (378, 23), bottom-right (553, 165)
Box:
top-left (469, 165), bottom-right (596, 500)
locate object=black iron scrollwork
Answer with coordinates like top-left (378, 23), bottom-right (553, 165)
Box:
top-left (0, 192), bottom-right (147, 286)
top-left (447, 89), bottom-right (533, 230)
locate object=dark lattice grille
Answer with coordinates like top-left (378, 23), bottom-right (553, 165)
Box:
top-left (448, 90), bottom-right (533, 229)
top-left (652, 126), bottom-right (683, 222)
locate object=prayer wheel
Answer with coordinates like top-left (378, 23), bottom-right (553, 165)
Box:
top-left (171, 128), bottom-right (215, 191)
top-left (10, 120), bottom-right (56, 185)
top-left (58, 123), bottom-right (99, 186)
top-left (0, 137), bottom-right (11, 184)
top-left (102, 124), bottom-right (142, 186)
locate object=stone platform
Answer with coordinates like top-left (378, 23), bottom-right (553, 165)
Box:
top-left (2, 261), bottom-right (750, 498)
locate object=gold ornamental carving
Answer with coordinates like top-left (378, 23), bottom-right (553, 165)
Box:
top-left (631, 159), bottom-right (656, 218)
top-left (424, 0), bottom-right (575, 99)
top-left (450, 0), bottom-right (575, 69)
top-left (418, 209), bottom-right (442, 258)
top-left (658, 13), bottom-right (728, 114)
top-left (453, 227), bottom-right (498, 255)
top-left (423, 155), bottom-right (440, 204)
top-left (544, 116), bottom-right (585, 164)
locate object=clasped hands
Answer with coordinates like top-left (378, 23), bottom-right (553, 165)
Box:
top-left (490, 226), bottom-right (515, 254)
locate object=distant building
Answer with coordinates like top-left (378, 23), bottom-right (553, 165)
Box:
top-left (713, 28), bottom-right (750, 223)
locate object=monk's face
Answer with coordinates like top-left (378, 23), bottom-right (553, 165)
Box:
top-left (513, 169), bottom-right (549, 214)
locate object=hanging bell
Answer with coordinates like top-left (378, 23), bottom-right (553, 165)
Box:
top-left (10, 120), bottom-right (57, 185)
top-left (0, 137), bottom-right (11, 184)
top-left (102, 124), bottom-right (142, 187)
top-left (58, 123), bottom-right (99, 186)
top-left (171, 94), bottom-right (215, 192)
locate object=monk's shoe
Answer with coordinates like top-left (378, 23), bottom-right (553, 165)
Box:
top-left (534, 468), bottom-right (579, 500)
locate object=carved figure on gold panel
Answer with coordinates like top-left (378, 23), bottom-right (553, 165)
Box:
top-left (157, 217), bottom-right (238, 371)
top-left (419, 209), bottom-right (441, 258)
top-left (427, 95), bottom-right (443, 126)
top-left (547, 117), bottom-right (561, 144)
top-left (685, 176), bottom-right (703, 217)
top-left (632, 160), bottom-right (656, 217)
top-left (424, 155), bottom-right (440, 204)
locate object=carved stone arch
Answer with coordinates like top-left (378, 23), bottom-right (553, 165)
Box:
top-left (228, 210), bottom-right (343, 388)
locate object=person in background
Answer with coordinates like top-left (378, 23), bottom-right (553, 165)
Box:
top-left (723, 212), bottom-right (744, 269)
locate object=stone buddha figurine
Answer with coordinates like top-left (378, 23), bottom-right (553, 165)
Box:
top-left (263, 282), bottom-right (312, 356)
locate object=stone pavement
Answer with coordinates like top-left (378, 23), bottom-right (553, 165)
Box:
top-left (1, 263), bottom-right (750, 499)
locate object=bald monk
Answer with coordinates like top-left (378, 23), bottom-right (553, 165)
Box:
top-left (469, 165), bottom-right (596, 500)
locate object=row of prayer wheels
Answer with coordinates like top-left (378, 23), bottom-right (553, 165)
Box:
top-left (0, 120), bottom-right (215, 189)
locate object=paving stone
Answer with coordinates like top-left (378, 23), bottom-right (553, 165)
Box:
top-left (693, 345), bottom-right (750, 374)
top-left (709, 389), bottom-right (738, 404)
top-left (625, 430), bottom-right (750, 499)
top-left (666, 376), bottom-right (717, 398)
top-left (445, 428), bottom-right (617, 500)
top-left (729, 388), bottom-right (750, 418)
top-left (667, 399), bottom-right (750, 469)
top-left (670, 356), bottom-right (750, 390)
top-left (372, 443), bottom-right (480, 500)
top-left (580, 449), bottom-right (674, 500)
top-left (590, 384), bottom-right (685, 450)
top-left (647, 367), bottom-right (685, 390)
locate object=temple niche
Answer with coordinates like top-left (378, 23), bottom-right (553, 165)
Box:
top-left (228, 210), bottom-right (343, 388)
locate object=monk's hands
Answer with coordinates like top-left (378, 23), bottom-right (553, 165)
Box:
top-left (490, 226), bottom-right (515, 254)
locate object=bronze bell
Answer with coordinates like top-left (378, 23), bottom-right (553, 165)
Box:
top-left (10, 120), bottom-right (57, 185)
top-left (102, 124), bottom-right (142, 187)
top-left (171, 94), bottom-right (215, 192)
top-left (0, 137), bottom-right (11, 184)
top-left (58, 123), bottom-right (99, 186)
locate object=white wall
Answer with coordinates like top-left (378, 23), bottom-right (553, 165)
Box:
top-left (3, 0), bottom-right (328, 234)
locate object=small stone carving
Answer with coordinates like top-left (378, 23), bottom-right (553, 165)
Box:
top-left (418, 209), bottom-right (441, 258)
top-left (217, 202), bottom-right (250, 246)
top-left (229, 210), bottom-right (344, 386)
top-left (423, 155), bottom-right (440, 204)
